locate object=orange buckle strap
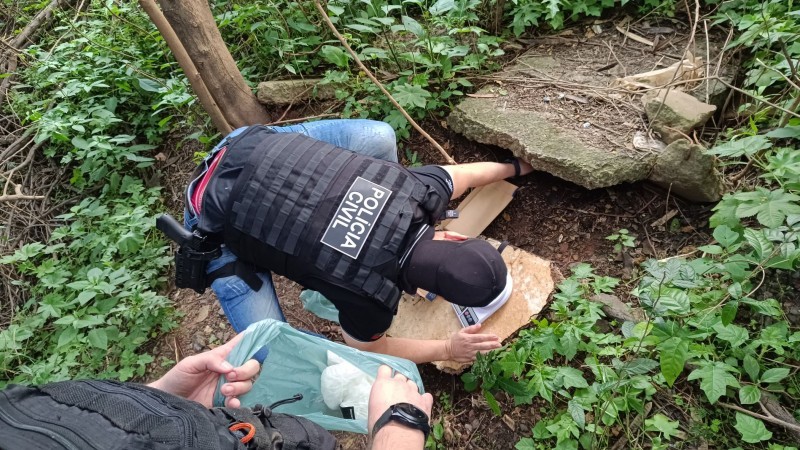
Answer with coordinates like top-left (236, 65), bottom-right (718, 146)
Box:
top-left (229, 422), bottom-right (256, 444)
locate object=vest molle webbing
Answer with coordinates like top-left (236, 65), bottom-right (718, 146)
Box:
top-left (219, 128), bottom-right (445, 311)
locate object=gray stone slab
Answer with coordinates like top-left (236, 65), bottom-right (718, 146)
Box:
top-left (447, 33), bottom-right (731, 201)
top-left (449, 95), bottom-right (654, 189)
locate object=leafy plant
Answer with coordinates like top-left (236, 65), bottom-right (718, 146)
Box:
top-left (605, 228), bottom-right (636, 253)
top-left (0, 0), bottom-right (187, 385)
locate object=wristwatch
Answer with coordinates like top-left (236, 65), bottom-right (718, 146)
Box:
top-left (371, 403), bottom-right (430, 440)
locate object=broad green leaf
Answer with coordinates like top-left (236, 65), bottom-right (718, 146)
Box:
top-left (645, 413), bottom-right (681, 439)
top-left (568, 400), bottom-right (585, 429)
top-left (616, 357), bottom-right (659, 376)
top-left (87, 328), bottom-right (108, 349)
top-left (760, 367), bottom-right (790, 384)
top-left (138, 78), bottom-right (162, 92)
top-left (57, 326), bottom-right (78, 348)
top-left (734, 413), bottom-right (772, 443)
top-left (319, 45), bottom-right (349, 68)
top-left (742, 354), bottom-right (760, 381)
top-left (461, 372), bottom-right (478, 391)
top-left (765, 125), bottom-right (800, 138)
top-left (496, 378), bottom-right (530, 397)
top-left (713, 225), bottom-right (740, 249)
top-left (658, 337), bottom-right (688, 386)
top-left (738, 385), bottom-right (761, 404)
top-left (515, 438), bottom-right (536, 450)
top-left (687, 362), bottom-right (740, 404)
top-left (743, 228), bottom-right (774, 261)
top-left (558, 367), bottom-right (588, 389)
top-left (391, 83), bottom-right (431, 109)
top-left (713, 323), bottom-right (749, 347)
top-left (721, 302), bottom-right (738, 325)
top-left (499, 349), bottom-right (525, 376)
top-left (484, 389), bottom-right (501, 415)
top-left (401, 15), bottom-right (425, 37)
top-left (706, 135), bottom-right (771, 157)
top-left (429, 0), bottom-right (455, 15)
top-left (527, 370), bottom-right (553, 403)
top-left (735, 188), bottom-right (800, 228)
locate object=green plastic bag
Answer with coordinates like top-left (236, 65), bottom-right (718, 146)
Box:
top-left (299, 290), bottom-right (340, 323)
top-left (215, 319), bottom-right (424, 433)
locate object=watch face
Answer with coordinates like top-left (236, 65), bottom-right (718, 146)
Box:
top-left (395, 403), bottom-right (429, 422)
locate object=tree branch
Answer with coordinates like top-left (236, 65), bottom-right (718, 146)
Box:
top-left (312, 0), bottom-right (455, 165)
top-left (718, 402), bottom-right (800, 434)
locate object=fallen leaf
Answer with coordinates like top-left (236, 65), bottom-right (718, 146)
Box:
top-left (502, 414), bottom-right (516, 431)
top-left (192, 305), bottom-right (210, 324)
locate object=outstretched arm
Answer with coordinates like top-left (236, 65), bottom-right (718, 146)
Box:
top-left (342, 324), bottom-right (500, 364)
top-left (442, 159), bottom-right (533, 199)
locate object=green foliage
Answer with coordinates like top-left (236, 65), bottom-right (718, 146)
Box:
top-left (0, 0), bottom-right (186, 385)
top-left (465, 140), bottom-right (800, 449)
top-left (605, 228), bottom-right (636, 253)
top-left (215, 0), bottom-right (662, 137)
top-left (712, 0), bottom-right (800, 125)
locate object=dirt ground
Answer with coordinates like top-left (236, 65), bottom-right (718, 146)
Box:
top-left (147, 114), bottom-right (714, 449)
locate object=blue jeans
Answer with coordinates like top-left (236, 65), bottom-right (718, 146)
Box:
top-left (185, 119), bottom-right (398, 332)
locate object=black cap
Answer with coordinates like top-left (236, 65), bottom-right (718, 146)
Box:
top-left (402, 237), bottom-right (508, 307)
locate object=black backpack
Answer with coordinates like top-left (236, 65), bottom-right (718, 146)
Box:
top-left (0, 380), bottom-right (338, 450)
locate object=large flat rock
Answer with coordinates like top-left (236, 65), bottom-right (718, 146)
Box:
top-left (448, 31), bottom-right (730, 200)
top-left (449, 98), bottom-right (654, 189)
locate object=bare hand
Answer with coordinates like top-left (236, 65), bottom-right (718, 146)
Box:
top-left (446, 324), bottom-right (501, 362)
top-left (367, 365), bottom-right (433, 434)
top-left (148, 333), bottom-right (261, 408)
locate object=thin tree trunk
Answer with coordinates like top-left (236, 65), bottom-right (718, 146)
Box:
top-left (157, 0), bottom-right (269, 129)
top-left (138, 0), bottom-right (232, 134)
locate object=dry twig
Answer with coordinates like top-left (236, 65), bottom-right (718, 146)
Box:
top-left (312, 0), bottom-right (455, 164)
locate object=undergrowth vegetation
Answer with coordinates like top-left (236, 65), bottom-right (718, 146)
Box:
top-left (463, 0), bottom-right (800, 448)
top-left (0, 0), bottom-right (798, 447)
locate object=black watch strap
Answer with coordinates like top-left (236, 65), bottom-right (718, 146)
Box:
top-left (504, 157), bottom-right (521, 178)
top-left (371, 403), bottom-right (430, 440)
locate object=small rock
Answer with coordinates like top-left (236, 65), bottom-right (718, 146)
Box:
top-left (648, 139), bottom-right (724, 202)
top-left (590, 293), bottom-right (646, 322)
top-left (203, 325), bottom-right (213, 334)
top-left (642, 89), bottom-right (716, 144)
top-left (632, 131), bottom-right (666, 152)
top-left (256, 79), bottom-right (340, 106)
top-left (218, 307), bottom-right (226, 316)
top-left (191, 333), bottom-right (205, 352)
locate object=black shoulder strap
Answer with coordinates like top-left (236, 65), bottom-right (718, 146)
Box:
top-left (207, 260), bottom-right (264, 291)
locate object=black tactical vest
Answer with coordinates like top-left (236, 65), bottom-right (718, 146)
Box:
top-left (0, 380), bottom-right (337, 450)
top-left (211, 126), bottom-right (446, 312)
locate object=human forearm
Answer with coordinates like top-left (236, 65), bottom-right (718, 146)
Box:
top-left (443, 160), bottom-right (533, 198)
top-left (344, 334), bottom-right (449, 364)
top-left (370, 424), bottom-right (426, 450)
